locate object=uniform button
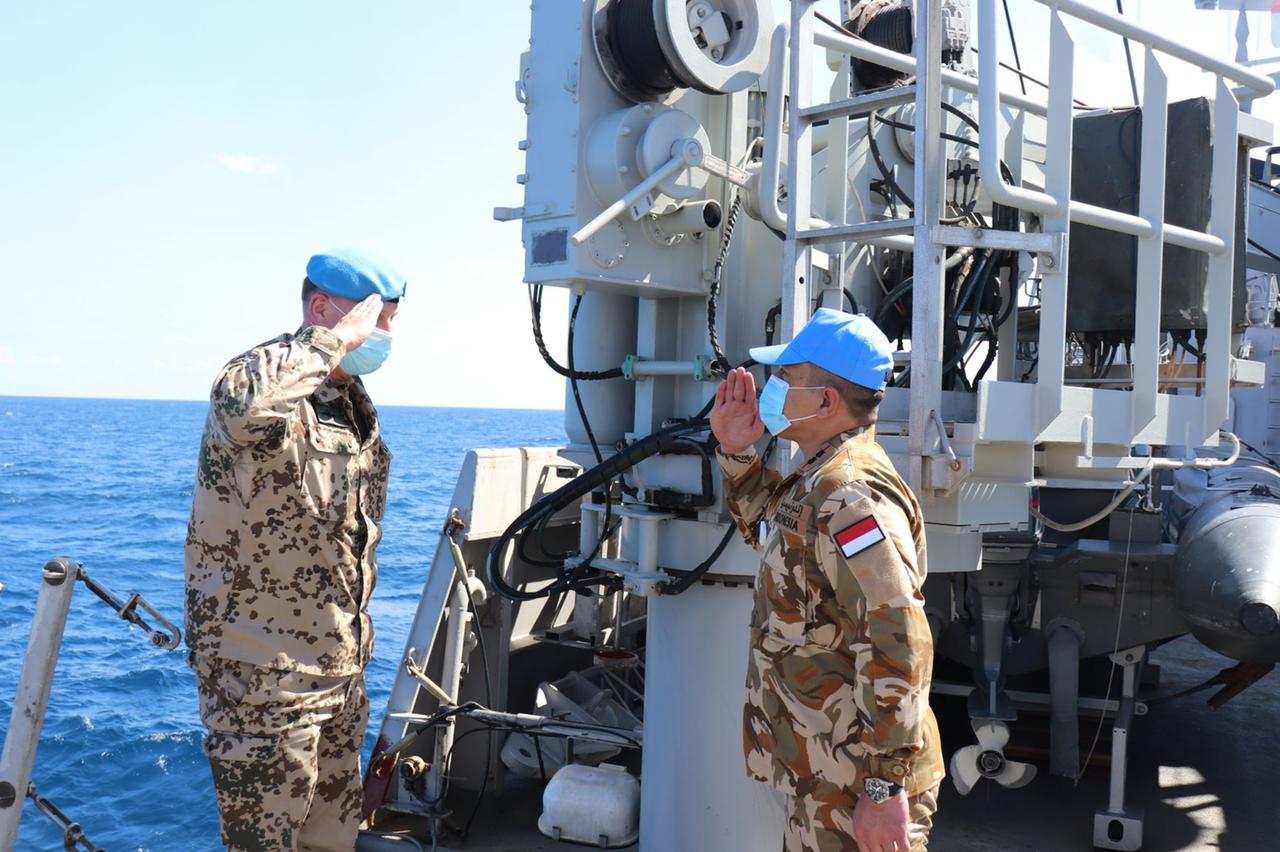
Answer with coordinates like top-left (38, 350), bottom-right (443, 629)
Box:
top-left (891, 765), bottom-right (905, 776)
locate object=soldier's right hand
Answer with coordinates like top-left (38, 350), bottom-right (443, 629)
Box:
top-left (711, 367), bottom-right (764, 455)
top-left (333, 294), bottom-right (384, 353)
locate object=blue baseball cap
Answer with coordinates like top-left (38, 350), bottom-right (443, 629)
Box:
top-left (749, 308), bottom-right (894, 392)
top-left (306, 248), bottom-right (406, 302)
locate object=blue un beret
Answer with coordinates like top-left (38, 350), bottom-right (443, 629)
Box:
top-left (306, 248), bottom-right (406, 301)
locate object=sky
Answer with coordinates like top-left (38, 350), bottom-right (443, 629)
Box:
top-left (2, 0), bottom-right (1280, 408)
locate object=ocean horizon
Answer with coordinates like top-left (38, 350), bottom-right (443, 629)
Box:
top-left (0, 392), bottom-right (563, 412)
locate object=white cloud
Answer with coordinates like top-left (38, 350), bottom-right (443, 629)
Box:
top-left (24, 353), bottom-right (65, 368)
top-left (214, 152), bottom-right (278, 176)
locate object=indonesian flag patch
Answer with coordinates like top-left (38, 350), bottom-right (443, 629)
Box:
top-left (833, 515), bottom-right (885, 558)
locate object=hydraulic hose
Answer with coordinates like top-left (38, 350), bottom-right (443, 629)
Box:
top-left (487, 364), bottom-right (749, 602)
top-left (487, 417), bottom-right (710, 601)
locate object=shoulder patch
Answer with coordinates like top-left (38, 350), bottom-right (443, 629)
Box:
top-left (833, 515), bottom-right (885, 558)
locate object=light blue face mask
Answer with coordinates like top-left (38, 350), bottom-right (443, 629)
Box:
top-left (758, 376), bottom-right (825, 436)
top-left (328, 300), bottom-right (394, 376)
top-left (340, 327), bottom-right (393, 375)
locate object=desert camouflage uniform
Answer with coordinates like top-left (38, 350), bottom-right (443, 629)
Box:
top-left (185, 325), bottom-right (391, 851)
top-left (719, 426), bottom-right (945, 851)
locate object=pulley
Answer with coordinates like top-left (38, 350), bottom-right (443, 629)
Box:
top-left (585, 103), bottom-right (712, 216)
top-left (592, 0), bottom-right (772, 102)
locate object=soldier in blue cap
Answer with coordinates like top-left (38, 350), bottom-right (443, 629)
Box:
top-left (710, 308), bottom-right (944, 851)
top-left (185, 248), bottom-right (404, 850)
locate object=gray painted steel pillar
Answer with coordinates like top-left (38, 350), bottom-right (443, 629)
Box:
top-left (639, 583), bottom-right (781, 852)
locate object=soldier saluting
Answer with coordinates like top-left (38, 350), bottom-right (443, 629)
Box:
top-left (710, 308), bottom-right (945, 851)
top-left (185, 249), bottom-right (403, 851)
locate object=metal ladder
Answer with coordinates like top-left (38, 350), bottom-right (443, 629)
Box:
top-left (778, 0), bottom-right (1272, 498)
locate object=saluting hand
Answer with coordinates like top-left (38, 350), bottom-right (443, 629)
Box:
top-left (710, 367), bottom-right (764, 455)
top-left (852, 791), bottom-right (911, 852)
top-left (332, 294), bottom-right (384, 353)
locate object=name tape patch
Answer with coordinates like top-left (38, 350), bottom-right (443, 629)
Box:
top-left (833, 515), bottom-right (885, 558)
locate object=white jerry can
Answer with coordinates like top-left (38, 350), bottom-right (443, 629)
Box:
top-left (537, 762), bottom-right (641, 849)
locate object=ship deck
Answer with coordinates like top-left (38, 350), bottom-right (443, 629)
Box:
top-left (359, 634), bottom-right (1278, 851)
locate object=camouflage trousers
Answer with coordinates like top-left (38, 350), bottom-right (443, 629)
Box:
top-left (782, 785), bottom-right (940, 852)
top-left (192, 654), bottom-right (369, 852)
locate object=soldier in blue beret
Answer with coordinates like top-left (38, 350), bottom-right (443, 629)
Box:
top-left (185, 248), bottom-right (404, 850)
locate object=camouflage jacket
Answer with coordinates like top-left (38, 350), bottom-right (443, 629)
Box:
top-left (184, 326), bottom-right (392, 677)
top-left (718, 427), bottom-right (944, 799)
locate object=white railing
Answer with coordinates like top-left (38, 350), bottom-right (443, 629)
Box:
top-left (782, 0), bottom-right (1274, 492)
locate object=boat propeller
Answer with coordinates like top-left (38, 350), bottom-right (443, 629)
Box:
top-left (949, 719), bottom-right (1037, 795)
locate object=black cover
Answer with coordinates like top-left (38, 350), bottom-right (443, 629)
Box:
top-left (1066, 98), bottom-right (1229, 332)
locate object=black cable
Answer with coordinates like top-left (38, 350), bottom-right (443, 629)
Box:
top-left (970, 47), bottom-right (1097, 109)
top-left (1248, 237), bottom-right (1280, 266)
top-left (528, 284), bottom-right (624, 381)
top-left (1173, 331), bottom-right (1204, 361)
top-left (815, 10), bottom-right (863, 43)
top-left (1001, 0), bottom-right (1028, 96)
top-left (708, 194), bottom-right (743, 375)
top-left (568, 293), bottom-right (603, 465)
top-left (604, 0), bottom-right (679, 99)
top-left (868, 110), bottom-right (914, 209)
top-left (488, 357), bottom-right (756, 604)
top-left (843, 288), bottom-right (859, 314)
top-left (871, 111), bottom-right (977, 148)
top-left (488, 419), bottom-right (711, 601)
top-left (1240, 438), bottom-right (1280, 470)
top-left (866, 101), bottom-right (984, 221)
top-left (657, 522), bottom-right (737, 595)
top-left (1116, 1), bottom-right (1140, 106)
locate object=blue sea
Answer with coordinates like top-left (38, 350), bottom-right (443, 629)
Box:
top-left (0, 396), bottom-right (565, 851)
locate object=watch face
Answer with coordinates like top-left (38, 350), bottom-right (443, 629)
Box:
top-left (864, 777), bottom-right (891, 803)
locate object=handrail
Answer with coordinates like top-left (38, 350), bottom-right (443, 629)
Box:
top-left (759, 23), bottom-right (790, 234)
top-left (813, 28), bottom-right (1049, 116)
top-left (1035, 0), bottom-right (1274, 100)
top-left (975, 0), bottom-right (1232, 257)
top-left (820, 14), bottom-right (1228, 254)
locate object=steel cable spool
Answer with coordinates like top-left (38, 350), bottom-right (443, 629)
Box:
top-left (592, 0), bottom-right (772, 102)
top-left (597, 0), bottom-right (680, 102)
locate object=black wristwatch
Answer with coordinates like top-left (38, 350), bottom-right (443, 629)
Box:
top-left (863, 776), bottom-right (904, 804)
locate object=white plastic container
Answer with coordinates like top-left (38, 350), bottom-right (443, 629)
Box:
top-left (537, 763), bottom-right (640, 848)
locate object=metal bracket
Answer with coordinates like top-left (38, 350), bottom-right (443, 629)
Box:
top-left (693, 354), bottom-right (714, 382)
top-left (403, 650), bottom-right (455, 706)
top-left (622, 355), bottom-right (716, 382)
top-left (77, 567), bottom-right (181, 650)
top-left (1229, 355), bottom-right (1266, 388)
top-left (931, 224), bottom-right (1066, 268)
top-left (25, 782), bottom-right (106, 852)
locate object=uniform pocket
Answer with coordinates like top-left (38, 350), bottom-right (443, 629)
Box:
top-left (364, 440), bottom-right (392, 522)
top-left (301, 423), bottom-right (358, 522)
